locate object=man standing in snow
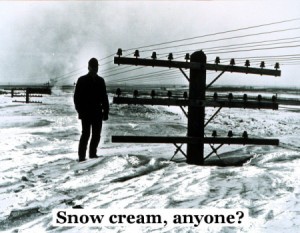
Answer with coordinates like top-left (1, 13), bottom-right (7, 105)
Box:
top-left (74, 58), bottom-right (109, 162)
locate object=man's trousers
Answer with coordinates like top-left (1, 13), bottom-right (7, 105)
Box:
top-left (78, 118), bottom-right (102, 161)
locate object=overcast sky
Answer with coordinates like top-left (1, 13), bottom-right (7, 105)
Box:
top-left (0, 0), bottom-right (300, 87)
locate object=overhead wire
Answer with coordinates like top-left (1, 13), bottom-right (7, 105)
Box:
top-left (53, 18), bottom-right (300, 85)
top-left (207, 54), bottom-right (300, 63)
top-left (105, 53), bottom-right (169, 82)
top-left (165, 36), bottom-right (300, 58)
top-left (107, 65), bottom-right (217, 84)
top-left (103, 35), bottom-right (300, 82)
top-left (206, 43), bottom-right (300, 55)
top-left (55, 70), bottom-right (86, 84)
top-left (123, 17), bottom-right (300, 51)
top-left (103, 45), bottom-right (299, 82)
top-left (107, 69), bottom-right (177, 83)
top-left (105, 51), bottom-right (300, 84)
top-left (132, 27), bottom-right (300, 54)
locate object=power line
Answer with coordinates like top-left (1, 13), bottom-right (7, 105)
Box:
top-left (108, 69), bottom-right (176, 83)
top-left (208, 54), bottom-right (300, 62)
top-left (105, 51), bottom-right (300, 83)
top-left (108, 67), bottom-right (218, 84)
top-left (204, 41), bottom-right (300, 54)
top-left (101, 65), bottom-right (130, 75)
top-left (105, 66), bottom-right (145, 78)
top-left (108, 70), bottom-right (180, 84)
top-left (101, 52), bottom-right (151, 74)
top-left (98, 52), bottom-right (116, 61)
top-left (137, 27), bottom-right (300, 54)
top-left (166, 36), bottom-right (300, 58)
top-left (101, 22), bottom-right (300, 80)
top-left (91, 37), bottom-right (300, 75)
top-left (123, 18), bottom-right (300, 52)
top-left (205, 43), bottom-right (300, 55)
top-left (62, 51), bottom-right (299, 84)
top-left (51, 52), bottom-right (117, 84)
top-left (55, 49), bottom-right (300, 84)
top-left (54, 67), bottom-right (85, 80)
top-left (52, 18), bottom-right (300, 84)
top-left (85, 37), bottom-right (300, 80)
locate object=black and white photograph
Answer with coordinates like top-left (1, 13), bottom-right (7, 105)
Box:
top-left (0, 0), bottom-right (300, 232)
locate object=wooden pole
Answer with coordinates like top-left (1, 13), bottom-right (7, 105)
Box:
top-left (26, 88), bottom-right (29, 103)
top-left (187, 50), bottom-right (206, 165)
top-left (113, 97), bottom-right (279, 110)
top-left (112, 136), bottom-right (280, 146)
top-left (114, 57), bottom-right (281, 76)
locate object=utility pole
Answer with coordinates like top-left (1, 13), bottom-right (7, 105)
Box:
top-left (112, 49), bottom-right (281, 165)
top-left (187, 51), bottom-right (206, 164)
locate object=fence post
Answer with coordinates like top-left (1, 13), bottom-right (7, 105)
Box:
top-left (187, 50), bottom-right (206, 165)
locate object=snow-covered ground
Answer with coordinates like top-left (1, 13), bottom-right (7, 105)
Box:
top-left (0, 88), bottom-right (299, 232)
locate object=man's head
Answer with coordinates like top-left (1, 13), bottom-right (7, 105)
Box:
top-left (88, 58), bottom-right (99, 75)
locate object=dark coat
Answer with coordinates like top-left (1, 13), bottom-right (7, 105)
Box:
top-left (74, 73), bottom-right (109, 120)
